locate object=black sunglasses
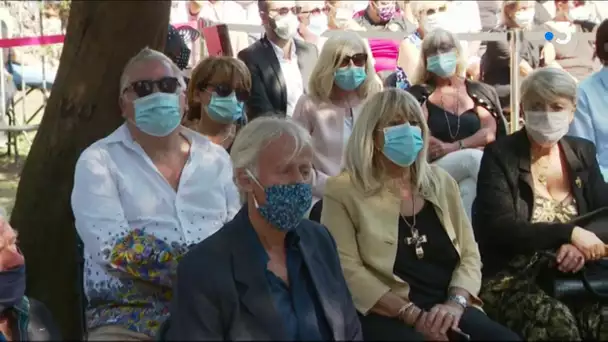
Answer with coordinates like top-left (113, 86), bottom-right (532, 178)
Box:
top-left (338, 53), bottom-right (368, 68)
top-left (127, 77), bottom-right (180, 98)
top-left (199, 83), bottom-right (249, 101)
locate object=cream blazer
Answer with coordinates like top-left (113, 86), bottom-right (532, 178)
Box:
top-left (321, 165), bottom-right (482, 314)
top-left (292, 94), bottom-right (361, 203)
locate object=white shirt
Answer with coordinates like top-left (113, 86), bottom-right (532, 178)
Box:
top-left (72, 124), bottom-right (240, 309)
top-left (449, 1), bottom-right (482, 57)
top-left (270, 40), bottom-right (304, 117)
top-left (343, 115), bottom-right (353, 148)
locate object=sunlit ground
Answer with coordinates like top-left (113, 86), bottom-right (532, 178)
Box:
top-left (0, 90), bottom-right (46, 218)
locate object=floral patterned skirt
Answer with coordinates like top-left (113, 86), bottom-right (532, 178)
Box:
top-left (480, 254), bottom-right (606, 341)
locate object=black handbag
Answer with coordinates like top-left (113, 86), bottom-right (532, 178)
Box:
top-left (537, 208), bottom-right (608, 301)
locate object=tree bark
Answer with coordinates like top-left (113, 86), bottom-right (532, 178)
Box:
top-left (9, 1), bottom-right (170, 339)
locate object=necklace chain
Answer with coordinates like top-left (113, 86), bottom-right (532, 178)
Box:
top-left (440, 88), bottom-right (461, 140)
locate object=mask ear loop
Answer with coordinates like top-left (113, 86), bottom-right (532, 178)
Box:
top-left (245, 169), bottom-right (264, 208)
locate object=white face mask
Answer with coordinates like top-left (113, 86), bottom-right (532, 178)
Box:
top-left (272, 12), bottom-right (299, 40)
top-left (568, 5), bottom-right (591, 22)
top-left (422, 12), bottom-right (448, 34)
top-left (307, 14), bottom-right (329, 37)
top-left (525, 110), bottom-right (571, 145)
top-left (514, 9), bottom-right (535, 27)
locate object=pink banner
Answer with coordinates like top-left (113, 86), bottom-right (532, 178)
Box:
top-left (0, 34), bottom-right (65, 48)
top-left (0, 22), bottom-right (200, 48)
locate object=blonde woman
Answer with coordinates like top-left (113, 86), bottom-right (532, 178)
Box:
top-left (397, 1), bottom-right (453, 78)
top-left (292, 31), bottom-right (382, 203)
top-left (409, 28), bottom-right (504, 220)
top-left (321, 89), bottom-right (518, 341)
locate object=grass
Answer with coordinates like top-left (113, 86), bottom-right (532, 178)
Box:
top-left (0, 90), bottom-right (46, 218)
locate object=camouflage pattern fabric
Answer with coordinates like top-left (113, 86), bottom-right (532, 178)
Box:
top-left (480, 254), bottom-right (605, 341)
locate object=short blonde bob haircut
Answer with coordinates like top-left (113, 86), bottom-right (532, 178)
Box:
top-left (411, 28), bottom-right (468, 85)
top-left (308, 31), bottom-right (382, 103)
top-left (343, 88), bottom-right (434, 196)
top-left (410, 0), bottom-right (448, 21)
top-left (500, 0), bottom-right (535, 26)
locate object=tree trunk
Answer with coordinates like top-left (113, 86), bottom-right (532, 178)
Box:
top-left (9, 1), bottom-right (170, 339)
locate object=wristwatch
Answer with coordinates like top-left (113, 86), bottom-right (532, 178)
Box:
top-left (458, 140), bottom-right (465, 150)
top-left (447, 294), bottom-right (468, 309)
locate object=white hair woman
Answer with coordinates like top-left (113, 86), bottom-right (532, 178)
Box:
top-left (292, 31), bottom-right (382, 204)
top-left (474, 67), bottom-right (608, 340)
top-left (481, 0), bottom-right (557, 111)
top-left (167, 116), bottom-right (362, 341)
top-left (321, 88), bottom-right (519, 341)
top-left (409, 28), bottom-right (502, 221)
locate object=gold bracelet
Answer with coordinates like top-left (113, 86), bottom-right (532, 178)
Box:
top-left (397, 302), bottom-right (415, 320)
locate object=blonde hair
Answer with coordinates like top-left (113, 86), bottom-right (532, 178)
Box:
top-left (308, 31), bottom-right (382, 103)
top-left (500, 0), bottom-right (535, 26)
top-left (343, 88), bottom-right (433, 196)
top-left (411, 28), bottom-right (468, 85)
top-left (410, 0), bottom-right (448, 21)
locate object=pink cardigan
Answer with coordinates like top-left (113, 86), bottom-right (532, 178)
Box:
top-left (292, 94), bottom-right (361, 203)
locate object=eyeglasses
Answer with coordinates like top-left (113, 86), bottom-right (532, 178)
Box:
top-left (200, 84), bottom-right (249, 101)
top-left (126, 77), bottom-right (180, 98)
top-left (338, 53), bottom-right (368, 68)
top-left (268, 6), bottom-right (302, 16)
top-left (302, 6), bottom-right (330, 15)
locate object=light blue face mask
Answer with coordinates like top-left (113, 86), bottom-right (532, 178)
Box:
top-left (382, 124), bottom-right (424, 167)
top-left (334, 66), bottom-right (367, 91)
top-left (207, 92), bottom-right (244, 124)
top-left (133, 92), bottom-right (182, 137)
top-left (426, 51), bottom-right (458, 78)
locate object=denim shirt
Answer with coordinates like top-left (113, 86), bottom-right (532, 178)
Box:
top-left (246, 226), bottom-right (332, 341)
top-left (569, 67), bottom-right (608, 181)
top-left (0, 297), bottom-right (29, 342)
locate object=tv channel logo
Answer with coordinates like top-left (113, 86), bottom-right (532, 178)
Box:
top-left (545, 31), bottom-right (571, 45)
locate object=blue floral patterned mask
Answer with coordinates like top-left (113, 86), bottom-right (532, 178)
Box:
top-left (246, 170), bottom-right (312, 232)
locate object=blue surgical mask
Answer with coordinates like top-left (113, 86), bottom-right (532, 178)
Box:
top-left (246, 170), bottom-right (312, 232)
top-left (334, 66), bottom-right (367, 91)
top-left (0, 265), bottom-right (26, 313)
top-left (133, 92), bottom-right (182, 137)
top-left (207, 92), bottom-right (244, 124)
top-left (426, 51), bottom-right (458, 78)
top-left (382, 124), bottom-right (424, 167)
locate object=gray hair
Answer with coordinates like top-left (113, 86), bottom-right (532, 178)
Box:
top-left (230, 116), bottom-right (313, 198)
top-left (119, 47), bottom-right (186, 96)
top-left (411, 28), bottom-right (468, 85)
top-left (520, 68), bottom-right (577, 110)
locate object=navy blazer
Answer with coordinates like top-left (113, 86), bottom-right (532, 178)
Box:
top-left (166, 206), bottom-right (362, 341)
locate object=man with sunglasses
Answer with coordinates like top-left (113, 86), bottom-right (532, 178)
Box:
top-left (71, 48), bottom-right (240, 341)
top-left (238, 0), bottom-right (318, 120)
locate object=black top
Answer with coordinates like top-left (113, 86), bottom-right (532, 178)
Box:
top-left (481, 26), bottom-right (543, 109)
top-left (473, 129), bottom-right (608, 279)
top-left (426, 102), bottom-right (481, 143)
top-left (246, 223), bottom-right (332, 341)
top-left (393, 201), bottom-right (460, 309)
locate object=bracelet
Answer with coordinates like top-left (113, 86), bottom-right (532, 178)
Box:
top-left (397, 302), bottom-right (415, 320)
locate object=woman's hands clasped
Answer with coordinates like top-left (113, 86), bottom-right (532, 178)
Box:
top-left (556, 243), bottom-right (585, 273)
top-left (571, 227), bottom-right (606, 261)
top-left (400, 303), bottom-right (464, 341)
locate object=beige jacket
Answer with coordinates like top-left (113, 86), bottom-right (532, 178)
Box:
top-left (321, 165), bottom-right (482, 314)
